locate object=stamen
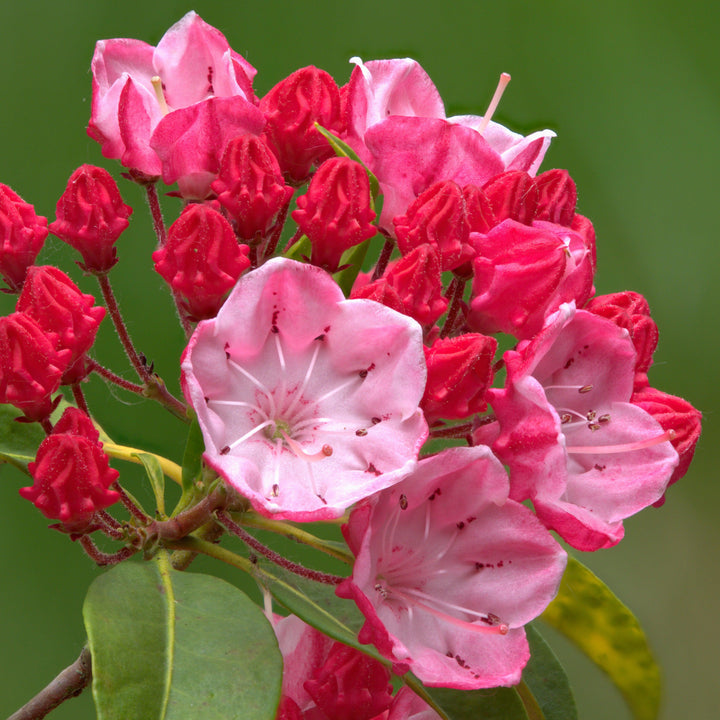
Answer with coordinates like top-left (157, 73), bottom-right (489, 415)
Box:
top-left (228, 359), bottom-right (277, 418)
top-left (566, 429), bottom-right (676, 455)
top-left (544, 383), bottom-right (594, 393)
top-left (227, 419), bottom-right (275, 451)
top-left (208, 398), bottom-right (269, 421)
top-left (314, 374), bottom-right (362, 404)
top-left (151, 76), bottom-right (170, 115)
top-left (476, 72), bottom-right (511, 135)
top-left (284, 342), bottom-right (321, 418)
top-left (388, 586), bottom-right (509, 635)
top-left (280, 430), bottom-right (333, 462)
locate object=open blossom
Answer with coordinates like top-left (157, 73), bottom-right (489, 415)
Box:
top-left (344, 58), bottom-right (554, 229)
top-left (488, 303), bottom-right (679, 551)
top-left (181, 258), bottom-right (427, 521)
top-left (88, 11), bottom-right (263, 196)
top-left (337, 446), bottom-right (566, 689)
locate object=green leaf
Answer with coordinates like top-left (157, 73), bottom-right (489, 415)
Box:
top-left (334, 235), bottom-right (372, 297)
top-left (132, 452), bottom-right (166, 515)
top-left (541, 556), bottom-right (661, 720)
top-left (0, 403), bottom-right (45, 473)
top-left (252, 559), bottom-right (380, 659)
top-left (83, 557), bottom-right (282, 720)
top-left (426, 685), bottom-right (529, 720)
top-left (522, 624), bottom-right (577, 720)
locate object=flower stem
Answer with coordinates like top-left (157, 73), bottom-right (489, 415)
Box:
top-left (88, 358), bottom-right (145, 394)
top-left (240, 511), bottom-right (353, 564)
top-left (7, 646), bottom-right (92, 720)
top-left (262, 199), bottom-right (291, 262)
top-left (70, 383), bottom-right (90, 416)
top-left (371, 235), bottom-right (395, 281)
top-left (441, 276), bottom-right (467, 338)
top-left (216, 510), bottom-right (346, 585)
top-left (145, 183), bottom-right (166, 245)
top-left (79, 536), bottom-right (137, 566)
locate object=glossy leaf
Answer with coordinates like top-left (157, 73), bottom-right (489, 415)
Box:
top-left (523, 624), bottom-right (577, 720)
top-left (427, 685), bottom-right (529, 720)
top-left (84, 557), bottom-right (282, 720)
top-left (541, 556), bottom-right (661, 720)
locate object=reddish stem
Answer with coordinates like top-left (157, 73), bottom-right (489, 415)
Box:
top-left (371, 235), bottom-right (395, 281)
top-left (145, 183), bottom-right (167, 245)
top-left (88, 358), bottom-right (145, 394)
top-left (216, 510), bottom-right (345, 585)
top-left (440, 277), bottom-right (467, 338)
top-left (429, 422), bottom-right (475, 440)
top-left (262, 200), bottom-right (291, 262)
top-left (79, 536), bottom-right (136, 566)
top-left (70, 383), bottom-right (90, 416)
top-left (282, 227), bottom-right (304, 255)
top-left (112, 482), bottom-right (150, 524)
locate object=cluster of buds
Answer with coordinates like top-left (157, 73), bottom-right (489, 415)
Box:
top-left (1, 11), bottom-right (701, 719)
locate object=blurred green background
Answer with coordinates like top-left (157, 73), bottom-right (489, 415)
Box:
top-left (1, 0), bottom-right (717, 718)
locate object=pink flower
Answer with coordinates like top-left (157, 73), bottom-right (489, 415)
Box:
top-left (344, 58), bottom-right (555, 229)
top-left (336, 446), bottom-right (566, 689)
top-left (88, 11), bottom-right (263, 194)
top-left (181, 258), bottom-right (428, 521)
top-left (488, 304), bottom-right (679, 550)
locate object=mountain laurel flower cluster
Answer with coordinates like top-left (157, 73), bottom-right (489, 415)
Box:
top-left (0, 11), bottom-right (701, 720)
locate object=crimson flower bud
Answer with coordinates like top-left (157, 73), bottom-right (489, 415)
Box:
top-left (303, 643), bottom-right (393, 720)
top-left (421, 333), bottom-right (497, 425)
top-left (260, 66), bottom-right (344, 184)
top-left (211, 135), bottom-right (294, 242)
top-left (350, 277), bottom-right (405, 314)
top-left (20, 417), bottom-right (120, 533)
top-left (153, 204), bottom-right (250, 321)
top-left (533, 169), bottom-right (577, 226)
top-left (0, 184), bottom-right (48, 292)
top-left (292, 157), bottom-right (377, 273)
top-left (632, 385), bottom-right (702, 492)
top-left (482, 170), bottom-right (538, 226)
top-left (49, 165), bottom-right (133, 273)
top-left (17, 266), bottom-right (106, 384)
top-left (586, 291), bottom-right (658, 388)
top-left (463, 183), bottom-right (496, 234)
top-left (52, 406), bottom-right (100, 442)
top-left (394, 181), bottom-right (472, 271)
top-left (0, 313), bottom-right (71, 422)
top-left (385, 244), bottom-right (448, 326)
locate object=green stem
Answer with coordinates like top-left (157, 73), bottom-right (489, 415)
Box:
top-left (239, 512), bottom-right (353, 564)
top-left (103, 442), bottom-right (183, 486)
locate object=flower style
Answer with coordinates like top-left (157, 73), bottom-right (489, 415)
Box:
top-left (88, 11), bottom-right (263, 196)
top-left (181, 258), bottom-right (428, 521)
top-left (488, 303), bottom-right (679, 550)
top-left (336, 446), bottom-right (567, 689)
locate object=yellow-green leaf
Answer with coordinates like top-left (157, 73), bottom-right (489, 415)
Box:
top-left (541, 556), bottom-right (661, 720)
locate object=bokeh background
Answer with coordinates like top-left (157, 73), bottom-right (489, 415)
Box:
top-left (1, 1), bottom-right (717, 718)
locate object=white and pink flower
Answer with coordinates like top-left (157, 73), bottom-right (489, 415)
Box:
top-left (181, 258), bottom-right (428, 521)
top-left (336, 446), bottom-right (566, 689)
top-left (487, 303), bottom-right (679, 550)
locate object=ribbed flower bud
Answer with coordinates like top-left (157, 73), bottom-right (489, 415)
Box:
top-left (211, 135), bottom-right (294, 241)
top-left (462, 184), bottom-right (496, 234)
top-left (0, 184), bottom-right (48, 292)
top-left (350, 277), bottom-right (405, 315)
top-left (482, 170), bottom-right (538, 226)
top-left (153, 204), bottom-right (250, 320)
top-left (632, 386), bottom-right (702, 493)
top-left (393, 181), bottom-right (472, 271)
top-left (292, 157), bottom-right (377, 273)
top-left (20, 408), bottom-right (119, 533)
top-left (17, 266), bottom-right (106, 384)
top-left (0, 313), bottom-right (71, 422)
top-left (49, 165), bottom-right (133, 273)
top-left (384, 244), bottom-right (448, 326)
top-left (533, 169), bottom-right (577, 226)
top-left (259, 66), bottom-right (344, 183)
top-left (421, 333), bottom-right (497, 424)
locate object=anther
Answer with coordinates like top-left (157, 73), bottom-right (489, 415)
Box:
top-left (399, 493), bottom-right (408, 510)
top-left (579, 385), bottom-right (593, 394)
top-left (151, 76), bottom-right (170, 115)
top-left (280, 431), bottom-right (333, 462)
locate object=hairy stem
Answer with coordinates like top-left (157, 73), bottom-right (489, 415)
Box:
top-left (8, 646), bottom-right (92, 720)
